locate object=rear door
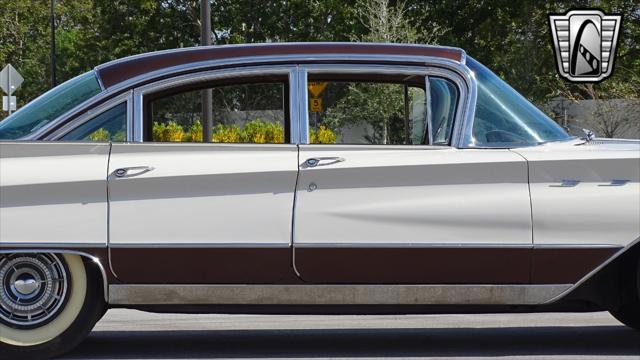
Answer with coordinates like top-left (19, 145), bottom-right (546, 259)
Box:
top-left (108, 67), bottom-right (299, 283)
top-left (292, 67), bottom-right (533, 284)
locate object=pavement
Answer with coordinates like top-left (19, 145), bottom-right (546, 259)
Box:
top-left (61, 309), bottom-right (640, 360)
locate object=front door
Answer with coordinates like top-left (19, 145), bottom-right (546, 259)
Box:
top-left (108, 68), bottom-right (299, 283)
top-left (293, 69), bottom-right (533, 284)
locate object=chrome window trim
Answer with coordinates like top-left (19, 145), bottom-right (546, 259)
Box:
top-left (45, 90), bottom-right (133, 141)
top-left (297, 63), bottom-right (472, 146)
top-left (26, 54), bottom-right (476, 147)
top-left (425, 75), bottom-right (434, 145)
top-left (131, 65), bottom-right (298, 143)
top-left (0, 249), bottom-right (109, 303)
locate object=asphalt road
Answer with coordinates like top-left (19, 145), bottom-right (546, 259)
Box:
top-left (61, 309), bottom-right (640, 360)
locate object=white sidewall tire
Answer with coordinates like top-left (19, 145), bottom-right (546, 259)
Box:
top-left (0, 254), bottom-right (87, 347)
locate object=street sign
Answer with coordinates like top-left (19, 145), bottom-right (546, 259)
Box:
top-left (308, 82), bottom-right (328, 98)
top-left (3, 96), bottom-right (17, 111)
top-left (310, 97), bottom-right (323, 112)
top-left (1, 64), bottom-right (23, 115)
top-left (0, 64), bottom-right (24, 95)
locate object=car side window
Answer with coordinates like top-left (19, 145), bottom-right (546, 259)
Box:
top-left (306, 75), bottom-right (427, 145)
top-left (146, 79), bottom-right (288, 143)
top-left (429, 77), bottom-right (458, 145)
top-left (61, 102), bottom-right (127, 141)
top-left (305, 74), bottom-right (458, 145)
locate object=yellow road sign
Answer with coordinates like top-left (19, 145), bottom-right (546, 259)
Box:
top-left (310, 97), bottom-right (323, 112)
top-left (308, 82), bottom-right (328, 98)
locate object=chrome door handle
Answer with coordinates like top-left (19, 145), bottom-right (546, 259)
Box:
top-left (598, 179), bottom-right (629, 187)
top-left (304, 157), bottom-right (345, 168)
top-left (113, 166), bottom-right (154, 178)
top-left (550, 179), bottom-right (580, 187)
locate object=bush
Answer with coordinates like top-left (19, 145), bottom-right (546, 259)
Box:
top-left (310, 125), bottom-right (337, 144)
top-left (87, 128), bottom-right (111, 141)
top-left (212, 123), bottom-right (242, 143)
top-left (153, 121), bottom-right (184, 142)
top-left (152, 119), bottom-right (290, 143)
top-left (184, 121), bottom-right (203, 142)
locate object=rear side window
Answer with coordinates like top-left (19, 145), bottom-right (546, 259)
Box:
top-left (146, 79), bottom-right (288, 143)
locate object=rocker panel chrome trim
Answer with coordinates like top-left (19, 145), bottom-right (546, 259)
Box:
top-left (109, 284), bottom-right (572, 306)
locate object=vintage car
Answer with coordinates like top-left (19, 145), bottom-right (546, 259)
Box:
top-left (0, 43), bottom-right (639, 359)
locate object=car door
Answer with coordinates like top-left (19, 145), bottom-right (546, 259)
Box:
top-left (292, 66), bottom-right (533, 284)
top-left (108, 67), bottom-right (300, 283)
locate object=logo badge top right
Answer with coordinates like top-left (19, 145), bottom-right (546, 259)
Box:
top-left (549, 9), bottom-right (622, 83)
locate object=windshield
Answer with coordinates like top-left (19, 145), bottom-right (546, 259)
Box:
top-left (0, 71), bottom-right (102, 140)
top-left (466, 57), bottom-right (571, 147)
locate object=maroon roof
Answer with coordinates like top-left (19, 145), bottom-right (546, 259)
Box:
top-left (96, 43), bottom-right (464, 89)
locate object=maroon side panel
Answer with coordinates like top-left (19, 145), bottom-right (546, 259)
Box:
top-left (109, 248), bottom-right (294, 284)
top-left (294, 248), bottom-right (531, 284)
top-left (98, 43), bottom-right (463, 88)
top-left (531, 247), bottom-right (620, 284)
top-left (294, 247), bottom-right (622, 285)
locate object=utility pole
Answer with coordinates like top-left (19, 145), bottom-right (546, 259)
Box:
top-left (50, 0), bottom-right (57, 87)
top-left (200, 0), bottom-right (213, 142)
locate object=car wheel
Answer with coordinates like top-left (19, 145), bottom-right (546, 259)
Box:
top-left (0, 253), bottom-right (106, 360)
top-left (609, 258), bottom-right (640, 331)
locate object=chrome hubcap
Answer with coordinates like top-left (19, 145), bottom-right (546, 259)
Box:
top-left (0, 254), bottom-right (69, 327)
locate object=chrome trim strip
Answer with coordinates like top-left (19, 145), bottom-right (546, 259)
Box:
top-left (425, 75), bottom-right (434, 145)
top-left (544, 236), bottom-right (640, 304)
top-left (289, 68), bottom-right (301, 144)
top-left (0, 243), bottom-right (106, 248)
top-left (298, 67), bottom-right (309, 144)
top-left (453, 63), bottom-right (477, 148)
top-left (0, 249), bottom-right (109, 303)
top-left (28, 54), bottom-right (475, 147)
top-left (108, 243), bottom-right (291, 248)
top-left (45, 90), bottom-right (133, 140)
top-left (292, 243), bottom-right (621, 249)
top-left (109, 284), bottom-right (571, 306)
top-left (2, 242), bottom-right (619, 249)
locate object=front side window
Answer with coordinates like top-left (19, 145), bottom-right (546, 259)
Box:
top-left (306, 75), bottom-right (428, 145)
top-left (0, 71), bottom-right (102, 140)
top-left (146, 78), bottom-right (288, 143)
top-left (467, 57), bottom-right (571, 147)
top-left (61, 102), bottom-right (127, 141)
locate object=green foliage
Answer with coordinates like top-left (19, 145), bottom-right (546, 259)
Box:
top-left (240, 119), bottom-right (285, 143)
top-left (85, 127), bottom-right (126, 141)
top-left (310, 125), bottom-right (337, 144)
top-left (152, 119), bottom-right (286, 143)
top-left (87, 128), bottom-right (110, 141)
top-left (211, 123), bottom-right (242, 143)
top-left (152, 121), bottom-right (184, 142)
top-left (185, 121), bottom-right (203, 142)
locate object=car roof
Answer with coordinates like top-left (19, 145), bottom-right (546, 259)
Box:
top-left (95, 42), bottom-right (465, 89)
